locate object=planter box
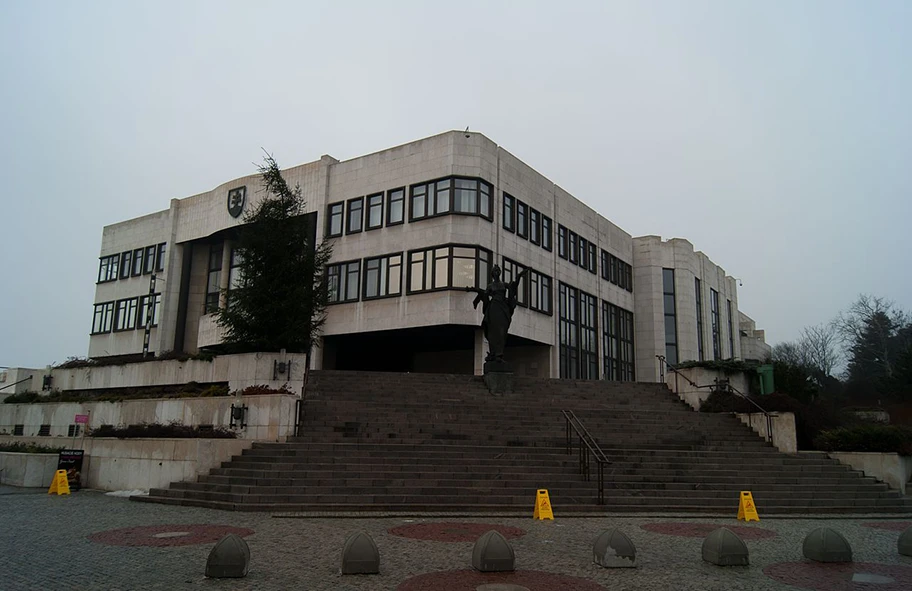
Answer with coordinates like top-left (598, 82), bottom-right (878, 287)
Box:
top-left (827, 451), bottom-right (912, 494)
top-left (0, 451), bottom-right (58, 487)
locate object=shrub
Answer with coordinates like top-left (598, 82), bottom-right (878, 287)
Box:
top-left (4, 383), bottom-right (231, 404)
top-left (675, 359), bottom-right (761, 374)
top-left (89, 421), bottom-right (237, 439)
top-left (0, 442), bottom-right (65, 454)
top-left (3, 391), bottom-right (41, 404)
top-left (814, 425), bottom-right (912, 455)
top-left (234, 384), bottom-right (296, 396)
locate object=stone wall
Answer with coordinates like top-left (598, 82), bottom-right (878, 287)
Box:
top-left (666, 366), bottom-right (750, 410)
top-left (736, 412), bottom-right (797, 454)
top-left (827, 451), bottom-right (912, 494)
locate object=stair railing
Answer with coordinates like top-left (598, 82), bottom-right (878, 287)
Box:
top-left (656, 355), bottom-right (774, 444)
top-left (562, 410), bottom-right (610, 505)
top-left (0, 375), bottom-right (33, 392)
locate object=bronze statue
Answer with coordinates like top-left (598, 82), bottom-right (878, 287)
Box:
top-left (465, 264), bottom-right (527, 363)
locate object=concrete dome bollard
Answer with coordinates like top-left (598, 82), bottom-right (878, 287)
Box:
top-left (472, 530), bottom-right (515, 572)
top-left (898, 526), bottom-right (912, 557)
top-left (592, 528), bottom-right (637, 568)
top-left (803, 527), bottom-right (852, 563)
top-left (341, 531), bottom-right (380, 574)
top-left (702, 527), bottom-right (749, 566)
top-left (205, 533), bottom-right (250, 578)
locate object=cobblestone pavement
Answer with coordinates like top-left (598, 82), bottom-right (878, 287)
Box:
top-left (3, 489), bottom-right (912, 590)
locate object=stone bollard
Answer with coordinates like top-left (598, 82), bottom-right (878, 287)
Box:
top-left (702, 527), bottom-right (749, 566)
top-left (897, 526), bottom-right (912, 557)
top-left (472, 530), bottom-right (515, 572)
top-left (341, 531), bottom-right (380, 574)
top-left (205, 533), bottom-right (250, 578)
top-left (592, 528), bottom-right (637, 568)
top-left (803, 527), bottom-right (852, 563)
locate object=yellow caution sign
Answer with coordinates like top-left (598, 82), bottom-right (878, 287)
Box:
top-left (48, 470), bottom-right (71, 496)
top-left (737, 490), bottom-right (759, 522)
top-left (533, 489), bottom-right (554, 520)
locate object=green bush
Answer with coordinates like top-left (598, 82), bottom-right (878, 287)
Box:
top-left (4, 383), bottom-right (231, 404)
top-left (0, 442), bottom-right (65, 454)
top-left (90, 421), bottom-right (237, 439)
top-left (3, 391), bottom-right (41, 404)
top-left (814, 425), bottom-right (912, 455)
top-left (674, 359), bottom-right (760, 374)
top-left (234, 384), bottom-right (295, 396)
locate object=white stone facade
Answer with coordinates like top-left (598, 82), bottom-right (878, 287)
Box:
top-left (739, 311), bottom-right (773, 362)
top-left (85, 130), bottom-right (762, 381)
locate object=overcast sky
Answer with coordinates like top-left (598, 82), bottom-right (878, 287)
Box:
top-left (1, 1), bottom-right (910, 368)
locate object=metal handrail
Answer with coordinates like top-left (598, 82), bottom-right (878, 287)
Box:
top-left (562, 410), bottom-right (610, 505)
top-left (0, 375), bottom-right (33, 392)
top-left (656, 355), bottom-right (774, 444)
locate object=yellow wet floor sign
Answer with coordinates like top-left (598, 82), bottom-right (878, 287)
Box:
top-left (737, 490), bottom-right (759, 522)
top-left (48, 470), bottom-right (70, 495)
top-left (533, 489), bottom-right (554, 520)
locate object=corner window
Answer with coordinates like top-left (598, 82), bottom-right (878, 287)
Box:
top-left (387, 188), bottom-right (405, 226)
top-left (346, 197), bottom-right (363, 234)
top-left (407, 245), bottom-right (491, 293)
top-left (411, 177), bottom-right (493, 222)
top-left (503, 194), bottom-right (515, 232)
top-left (326, 202), bottom-right (344, 237)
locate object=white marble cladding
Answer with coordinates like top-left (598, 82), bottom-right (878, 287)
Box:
top-left (633, 236), bottom-right (741, 381)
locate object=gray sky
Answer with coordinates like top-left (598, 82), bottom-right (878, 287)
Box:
top-left (1, 1), bottom-right (910, 368)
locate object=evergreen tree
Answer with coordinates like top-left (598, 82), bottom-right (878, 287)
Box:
top-left (215, 154), bottom-right (332, 353)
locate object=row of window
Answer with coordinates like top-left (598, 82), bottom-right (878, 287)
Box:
top-left (558, 282), bottom-right (635, 381)
top-left (600, 250), bottom-right (633, 292)
top-left (97, 243), bottom-right (166, 283)
top-left (11, 424), bottom-right (82, 437)
top-left (325, 177), bottom-right (494, 238)
top-left (664, 268), bottom-right (735, 364)
top-left (557, 225), bottom-right (634, 292)
top-left (326, 247), bottom-right (555, 316)
top-left (502, 194), bottom-right (553, 252)
top-left (91, 294), bottom-right (161, 335)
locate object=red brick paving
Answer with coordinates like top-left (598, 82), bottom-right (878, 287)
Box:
top-left (640, 522), bottom-right (777, 539)
top-left (388, 522), bottom-right (527, 542)
top-left (763, 561), bottom-right (912, 590)
top-left (396, 569), bottom-right (607, 590)
top-left (862, 521), bottom-right (912, 532)
top-left (87, 524), bottom-right (254, 547)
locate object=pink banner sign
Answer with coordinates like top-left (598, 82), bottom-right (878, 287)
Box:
top-left (74, 414), bottom-right (89, 424)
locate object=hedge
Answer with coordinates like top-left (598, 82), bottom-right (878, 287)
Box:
top-left (814, 425), bottom-right (912, 455)
top-left (89, 422), bottom-right (237, 439)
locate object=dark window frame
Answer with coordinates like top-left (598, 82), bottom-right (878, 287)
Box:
top-left (502, 257), bottom-right (528, 308)
top-left (503, 193), bottom-right (515, 232)
top-left (663, 268), bottom-right (678, 365)
top-left (91, 301), bottom-right (115, 335)
top-left (143, 245), bottom-right (156, 275)
top-left (362, 252), bottom-right (403, 301)
top-left (728, 299), bottom-right (735, 359)
top-left (327, 259), bottom-right (362, 304)
top-left (516, 201), bottom-right (528, 239)
top-left (696, 278), bottom-right (705, 362)
top-left (155, 243), bottom-right (166, 272)
top-left (131, 248), bottom-right (144, 277)
top-left (558, 225), bottom-right (568, 259)
top-left (410, 176), bottom-right (494, 223)
top-left (119, 250), bottom-right (132, 280)
top-left (541, 216), bottom-right (552, 251)
top-left (326, 202), bottom-right (344, 237)
top-left (113, 297), bottom-right (139, 332)
top-left (138, 293), bottom-right (161, 328)
top-left (97, 254), bottom-right (119, 283)
top-left (603, 301), bottom-right (636, 381)
top-left (204, 244), bottom-right (223, 315)
top-left (529, 209), bottom-right (540, 245)
top-left (559, 282), bottom-right (598, 380)
top-left (366, 193), bottom-right (383, 230)
top-left (710, 288), bottom-right (721, 360)
top-left (569, 232), bottom-right (578, 264)
top-left (346, 197), bottom-right (364, 235)
top-left (386, 187), bottom-right (405, 226)
top-left (406, 244), bottom-right (492, 295)
top-left (587, 243), bottom-right (597, 274)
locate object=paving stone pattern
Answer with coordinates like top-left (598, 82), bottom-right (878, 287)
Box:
top-left (5, 489), bottom-right (912, 590)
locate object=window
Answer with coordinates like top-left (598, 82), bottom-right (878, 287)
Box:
top-left (97, 255), bottom-right (119, 283)
top-left (327, 260), bottom-right (361, 303)
top-left (600, 251), bottom-right (634, 293)
top-left (527, 209), bottom-right (540, 245)
top-left (366, 193), bottom-right (383, 230)
top-left (205, 244), bottom-right (222, 314)
top-left (91, 301), bottom-right (115, 334)
top-left (710, 288), bottom-right (721, 361)
top-left (67, 425), bottom-right (81, 437)
top-left (132, 248), bottom-right (144, 276)
top-left (227, 248), bottom-right (243, 307)
top-left (541, 215), bottom-right (552, 251)
top-left (528, 269), bottom-right (553, 315)
top-left (407, 245), bottom-right (490, 293)
top-left (387, 188), bottom-right (405, 226)
top-left (559, 283), bottom-right (598, 379)
top-left (114, 297), bottom-right (139, 331)
top-left (38, 424), bottom-right (50, 436)
top-left (138, 293), bottom-right (161, 327)
top-left (587, 243), bottom-right (597, 274)
top-left (569, 232), bottom-right (578, 264)
top-left (346, 197), bottom-right (363, 234)
top-left (516, 201), bottom-right (528, 238)
top-left (603, 302), bottom-right (635, 381)
top-left (13, 424), bottom-right (23, 436)
top-left (663, 268), bottom-right (678, 365)
top-left (578, 237), bottom-right (588, 269)
top-left (119, 250), bottom-right (132, 279)
top-left (503, 193), bottom-right (515, 232)
top-left (695, 278), bottom-right (705, 362)
top-left (411, 177), bottom-right (492, 222)
top-left (143, 245), bottom-right (156, 274)
top-left (558, 225), bottom-right (568, 259)
top-left (156, 243), bottom-right (166, 272)
top-left (326, 202), bottom-right (344, 237)
top-left (502, 258), bottom-right (528, 307)
top-left (728, 299), bottom-right (735, 359)
top-left (363, 253), bottom-right (402, 299)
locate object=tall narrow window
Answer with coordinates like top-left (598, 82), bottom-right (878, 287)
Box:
top-left (529, 209), bottom-right (540, 245)
top-left (710, 288), bottom-right (721, 360)
top-left (366, 193), bottom-right (383, 230)
top-left (326, 202), bottom-right (344, 237)
top-left (578, 237), bottom-right (588, 269)
top-left (728, 299), bottom-right (735, 359)
top-left (569, 232), bottom-right (578, 264)
top-left (558, 225), bottom-right (567, 259)
top-left (410, 184), bottom-right (428, 220)
top-left (387, 188), bottom-right (405, 225)
top-left (205, 244), bottom-right (222, 314)
top-left (603, 301), bottom-right (635, 381)
top-left (559, 283), bottom-right (598, 379)
top-left (119, 250), bottom-right (132, 279)
top-left (588, 243), bottom-right (597, 274)
top-left (155, 243), bottom-right (166, 272)
top-left (695, 278), bottom-right (705, 361)
top-left (579, 291), bottom-right (599, 379)
top-left (435, 179), bottom-right (451, 214)
top-left (144, 245), bottom-right (156, 274)
top-left (502, 193), bottom-right (515, 232)
top-left (516, 201), bottom-right (528, 238)
top-left (132, 248), bottom-right (144, 276)
top-left (346, 197), bottom-right (363, 234)
top-left (541, 216), bottom-right (552, 251)
top-left (227, 248), bottom-right (243, 307)
top-left (663, 268), bottom-right (677, 365)
top-left (600, 250), bottom-right (609, 281)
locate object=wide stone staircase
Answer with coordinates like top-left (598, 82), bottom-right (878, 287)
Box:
top-left (136, 371), bottom-right (912, 513)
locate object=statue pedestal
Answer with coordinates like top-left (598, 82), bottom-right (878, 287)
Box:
top-left (483, 360), bottom-right (513, 395)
